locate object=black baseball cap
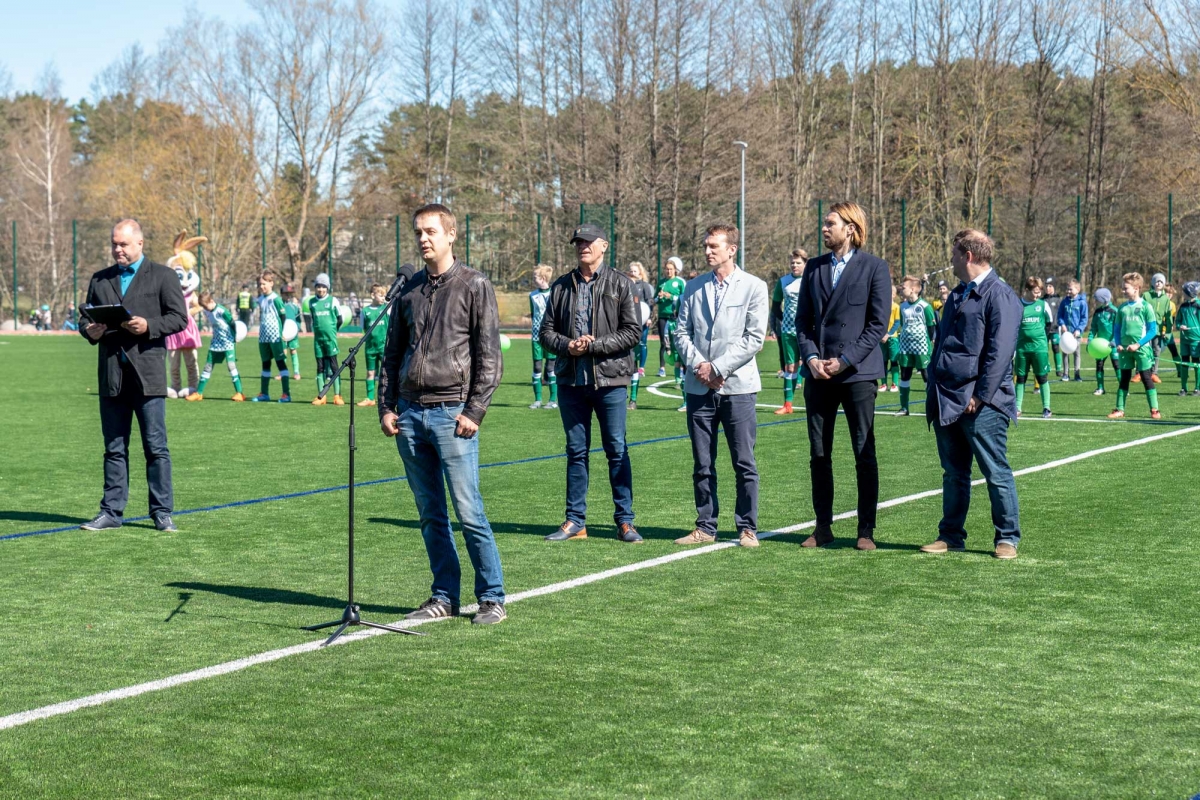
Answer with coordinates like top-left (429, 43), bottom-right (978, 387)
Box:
top-left (570, 223), bottom-right (608, 244)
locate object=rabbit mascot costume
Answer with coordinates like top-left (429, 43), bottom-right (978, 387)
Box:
top-left (165, 232), bottom-right (207, 398)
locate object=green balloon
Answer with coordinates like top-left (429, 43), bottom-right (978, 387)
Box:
top-left (1087, 337), bottom-right (1112, 359)
top-left (499, 333), bottom-right (512, 352)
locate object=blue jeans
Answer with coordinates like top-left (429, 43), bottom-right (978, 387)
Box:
top-left (99, 369), bottom-right (172, 519)
top-left (395, 400), bottom-right (505, 605)
top-left (557, 385), bottom-right (634, 526)
top-left (933, 405), bottom-right (1021, 548)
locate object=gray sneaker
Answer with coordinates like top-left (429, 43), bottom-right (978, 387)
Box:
top-left (405, 597), bottom-right (459, 620)
top-left (154, 514), bottom-right (178, 532)
top-left (545, 401), bottom-right (558, 409)
top-left (472, 601), bottom-right (507, 625)
top-left (81, 512), bottom-right (122, 531)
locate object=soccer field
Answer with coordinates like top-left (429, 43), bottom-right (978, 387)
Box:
top-left (2, 334), bottom-right (1199, 798)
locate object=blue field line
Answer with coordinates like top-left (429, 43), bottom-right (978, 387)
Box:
top-left (2, 407), bottom-right (847, 544)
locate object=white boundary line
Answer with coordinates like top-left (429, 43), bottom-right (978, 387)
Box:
top-left (646, 379), bottom-right (793, 410)
top-left (3, 423), bottom-right (1197, 733)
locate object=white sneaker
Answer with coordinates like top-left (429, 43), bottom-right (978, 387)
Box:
top-left (677, 403), bottom-right (687, 413)
top-left (889, 385), bottom-right (899, 393)
top-left (167, 388), bottom-right (178, 399)
top-left (1093, 388), bottom-right (1105, 396)
top-left (546, 401), bottom-right (558, 409)
top-left (877, 384), bottom-right (887, 393)
top-left (529, 401), bottom-right (543, 409)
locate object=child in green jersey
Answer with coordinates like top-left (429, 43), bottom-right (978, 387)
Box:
top-left (310, 272), bottom-right (344, 406)
top-left (656, 257), bottom-right (686, 378)
top-left (528, 264), bottom-right (558, 410)
top-left (771, 250), bottom-right (806, 414)
top-left (895, 276), bottom-right (937, 415)
top-left (357, 283), bottom-right (389, 407)
top-left (879, 284), bottom-right (901, 394)
top-left (189, 292), bottom-right (245, 402)
top-left (251, 272), bottom-right (292, 403)
top-left (1089, 287), bottom-right (1118, 395)
top-left (1015, 276), bottom-right (1054, 418)
top-left (1175, 281), bottom-right (1200, 396)
top-left (281, 284), bottom-right (303, 381)
top-left (1146, 273), bottom-right (1178, 381)
top-left (1108, 272), bottom-right (1162, 419)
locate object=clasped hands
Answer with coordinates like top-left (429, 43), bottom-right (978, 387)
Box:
top-left (693, 361), bottom-right (724, 390)
top-left (567, 334), bottom-right (594, 356)
top-left (806, 357), bottom-right (845, 380)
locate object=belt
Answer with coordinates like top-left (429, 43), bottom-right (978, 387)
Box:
top-left (411, 399), bottom-right (462, 409)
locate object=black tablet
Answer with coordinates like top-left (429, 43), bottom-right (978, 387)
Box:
top-left (79, 304), bottom-right (132, 326)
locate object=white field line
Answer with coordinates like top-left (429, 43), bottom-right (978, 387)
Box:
top-left (648, 379), bottom-right (905, 416)
top-left (2, 423), bottom-right (1197, 733)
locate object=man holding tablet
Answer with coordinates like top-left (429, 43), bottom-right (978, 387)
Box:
top-left (80, 219), bottom-right (188, 532)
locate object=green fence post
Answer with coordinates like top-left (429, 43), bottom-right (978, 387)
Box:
top-left (326, 216), bottom-right (333, 284)
top-left (465, 214), bottom-right (471, 265)
top-left (72, 219), bottom-right (78, 313)
top-left (1168, 193), bottom-right (1174, 283)
top-left (1080, 194), bottom-right (1089, 281)
top-left (900, 198), bottom-right (907, 277)
top-left (656, 200), bottom-right (663, 285)
top-left (816, 199), bottom-right (823, 256)
top-left (536, 212), bottom-right (542, 265)
top-left (987, 196), bottom-right (993, 237)
top-left (395, 215), bottom-right (401, 273)
top-left (11, 221), bottom-right (17, 327)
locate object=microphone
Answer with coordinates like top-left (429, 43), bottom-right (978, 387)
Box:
top-left (386, 263), bottom-right (417, 302)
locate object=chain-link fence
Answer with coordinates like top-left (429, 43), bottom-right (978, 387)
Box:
top-left (6, 195), bottom-right (1200, 329)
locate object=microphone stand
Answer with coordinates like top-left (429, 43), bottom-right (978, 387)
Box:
top-left (305, 274), bottom-right (423, 644)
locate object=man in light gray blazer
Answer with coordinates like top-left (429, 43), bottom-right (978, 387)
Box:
top-left (672, 223), bottom-right (769, 547)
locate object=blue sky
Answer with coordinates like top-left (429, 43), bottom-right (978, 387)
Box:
top-left (2, 1), bottom-right (257, 102)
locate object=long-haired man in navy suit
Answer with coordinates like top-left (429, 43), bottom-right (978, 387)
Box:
top-left (794, 202), bottom-right (892, 551)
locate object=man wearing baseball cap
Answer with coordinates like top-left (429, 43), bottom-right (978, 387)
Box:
top-left (538, 223), bottom-right (644, 543)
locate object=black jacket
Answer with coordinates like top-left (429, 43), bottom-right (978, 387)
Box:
top-left (378, 260), bottom-right (503, 425)
top-left (539, 266), bottom-right (641, 388)
top-left (81, 260), bottom-right (188, 397)
top-left (926, 271), bottom-right (1021, 427)
top-left (795, 250), bottom-right (892, 383)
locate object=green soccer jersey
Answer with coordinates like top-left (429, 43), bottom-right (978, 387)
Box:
top-left (1177, 299), bottom-right (1200, 344)
top-left (530, 288), bottom-right (550, 335)
top-left (1146, 290), bottom-right (1173, 334)
top-left (310, 294), bottom-right (342, 353)
top-left (1091, 305), bottom-right (1116, 341)
top-left (257, 292), bottom-right (285, 342)
top-left (657, 276), bottom-right (686, 317)
top-left (204, 304), bottom-right (237, 352)
top-left (775, 274), bottom-right (803, 335)
top-left (1016, 298), bottom-right (1053, 352)
top-left (1114, 298), bottom-right (1156, 347)
top-left (898, 299), bottom-right (936, 355)
top-left (282, 300), bottom-right (302, 326)
top-left (362, 302), bottom-right (388, 351)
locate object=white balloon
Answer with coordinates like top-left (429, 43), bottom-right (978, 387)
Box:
top-left (1059, 330), bottom-right (1078, 355)
top-left (281, 319), bottom-right (299, 341)
top-left (639, 300), bottom-right (651, 325)
top-left (234, 320), bottom-right (248, 343)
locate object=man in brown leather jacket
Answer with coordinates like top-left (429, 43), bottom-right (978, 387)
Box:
top-left (378, 203), bottom-right (507, 625)
top-left (539, 223), bottom-right (644, 543)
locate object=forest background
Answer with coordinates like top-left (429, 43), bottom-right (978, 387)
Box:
top-left (2, 0), bottom-right (1199, 322)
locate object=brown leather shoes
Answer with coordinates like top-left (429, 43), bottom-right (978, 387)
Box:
top-left (545, 521), bottom-right (587, 541)
top-left (919, 540), bottom-right (964, 554)
top-left (674, 529), bottom-right (716, 545)
top-left (993, 543), bottom-right (1018, 560)
top-left (800, 526), bottom-right (834, 548)
top-left (855, 536), bottom-right (876, 551)
top-left (738, 530), bottom-right (759, 548)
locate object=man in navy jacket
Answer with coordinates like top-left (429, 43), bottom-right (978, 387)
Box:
top-left (795, 202), bottom-right (892, 550)
top-left (922, 229), bottom-right (1023, 559)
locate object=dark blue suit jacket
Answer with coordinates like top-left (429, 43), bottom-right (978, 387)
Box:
top-left (926, 271), bottom-right (1021, 426)
top-left (795, 250), bottom-right (892, 383)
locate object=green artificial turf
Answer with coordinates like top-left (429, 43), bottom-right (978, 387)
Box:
top-left (1, 334), bottom-right (1198, 798)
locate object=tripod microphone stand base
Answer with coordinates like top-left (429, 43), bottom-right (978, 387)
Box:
top-left (305, 604), bottom-right (425, 646)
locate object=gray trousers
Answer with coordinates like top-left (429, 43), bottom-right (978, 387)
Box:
top-left (685, 390), bottom-right (759, 534)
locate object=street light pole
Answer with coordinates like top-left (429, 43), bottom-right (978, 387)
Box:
top-left (734, 141), bottom-right (747, 270)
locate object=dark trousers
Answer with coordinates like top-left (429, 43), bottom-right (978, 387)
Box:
top-left (558, 385), bottom-right (634, 526)
top-left (803, 378), bottom-right (879, 533)
top-left (99, 368), bottom-right (172, 519)
top-left (686, 390), bottom-right (759, 534)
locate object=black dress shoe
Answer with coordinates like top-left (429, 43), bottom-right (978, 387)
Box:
top-left (545, 520), bottom-right (587, 541)
top-left (81, 513), bottom-right (122, 531)
top-left (154, 514), bottom-right (178, 532)
top-left (617, 523), bottom-right (643, 543)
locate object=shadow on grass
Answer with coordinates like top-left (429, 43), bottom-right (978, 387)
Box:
top-left (164, 581), bottom-right (412, 615)
top-left (0, 510), bottom-right (88, 524)
top-left (768, 532), bottom-right (925, 551)
top-left (369, 516), bottom-right (703, 542)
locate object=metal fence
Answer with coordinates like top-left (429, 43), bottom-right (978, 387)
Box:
top-left (5, 195), bottom-right (1199, 328)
